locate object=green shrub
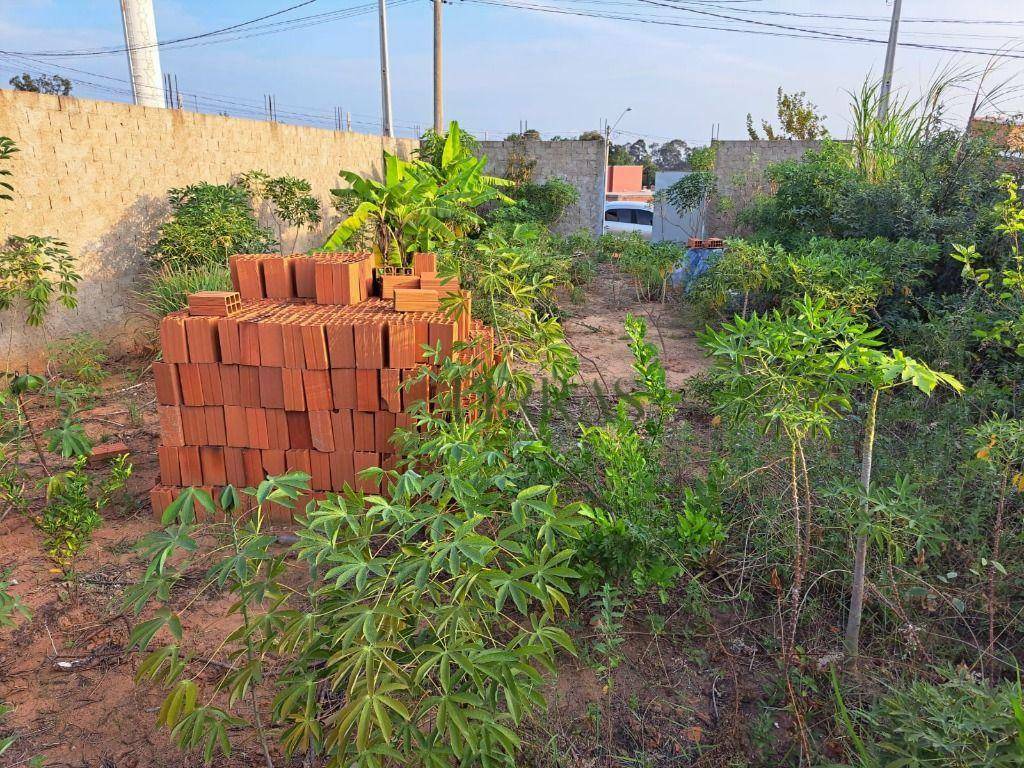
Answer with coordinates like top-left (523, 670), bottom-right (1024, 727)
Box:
top-left (152, 182), bottom-right (276, 270)
top-left (854, 669), bottom-right (1024, 767)
top-left (0, 235), bottom-right (79, 326)
top-left (40, 454), bottom-right (131, 570)
top-left (598, 232), bottom-right (684, 300)
top-left (689, 237), bottom-right (938, 317)
top-left (47, 333), bottom-right (108, 386)
top-left (488, 177), bottom-right (579, 227)
top-left (141, 263), bottom-right (232, 317)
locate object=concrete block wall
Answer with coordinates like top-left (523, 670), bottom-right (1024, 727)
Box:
top-left (0, 90), bottom-right (418, 369)
top-left (707, 139), bottom-right (826, 236)
top-left (476, 138), bottom-right (605, 235)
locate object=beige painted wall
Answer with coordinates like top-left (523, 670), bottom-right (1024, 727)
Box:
top-left (0, 90), bottom-right (418, 368)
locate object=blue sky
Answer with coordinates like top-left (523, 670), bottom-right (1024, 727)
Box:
top-left (2, 0), bottom-right (1023, 144)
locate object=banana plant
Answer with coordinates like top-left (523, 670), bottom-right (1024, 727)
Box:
top-left (325, 122), bottom-right (509, 266)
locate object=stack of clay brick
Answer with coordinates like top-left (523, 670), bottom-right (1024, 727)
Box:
top-left (150, 251), bottom-right (494, 522)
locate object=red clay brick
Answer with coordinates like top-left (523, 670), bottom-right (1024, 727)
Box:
top-left (402, 370), bottom-right (430, 412)
top-left (158, 445), bottom-right (181, 486)
top-left (266, 408), bottom-right (290, 450)
top-left (428, 321), bottom-right (456, 359)
top-left (224, 447), bottom-right (246, 487)
top-left (315, 261), bottom-right (335, 305)
top-left (388, 322), bottom-right (416, 368)
top-left (245, 407), bottom-right (270, 449)
top-left (239, 365), bottom-right (261, 407)
top-left (177, 363), bottom-right (204, 406)
top-left (282, 368), bottom-right (306, 411)
top-left (354, 452), bottom-right (381, 492)
top-left (178, 446), bottom-right (203, 486)
top-left (236, 257), bottom-right (265, 299)
top-left (242, 448), bottom-right (265, 486)
top-left (205, 406), bottom-right (227, 446)
top-left (332, 409), bottom-right (354, 452)
top-left (353, 411), bottom-right (375, 452)
top-left (283, 321), bottom-right (306, 369)
top-left (259, 367), bottom-right (285, 409)
top-left (224, 405), bottom-right (248, 447)
top-left (238, 321), bottom-right (261, 366)
top-left (412, 252), bottom-right (437, 275)
top-left (329, 450), bottom-right (355, 488)
top-left (220, 364), bottom-right (241, 405)
top-left (302, 369), bottom-right (333, 411)
top-left (160, 315), bottom-right (189, 363)
top-left (218, 317), bottom-right (241, 364)
top-left (354, 321), bottom-right (385, 369)
top-left (158, 406), bottom-right (185, 446)
top-left (355, 369), bottom-right (380, 412)
top-left (262, 257), bottom-right (296, 299)
top-left (286, 411), bottom-right (313, 449)
top-left (285, 448), bottom-right (311, 475)
top-left (374, 411), bottom-right (396, 453)
top-left (379, 368), bottom-right (402, 413)
top-left (326, 325), bottom-right (355, 368)
top-left (302, 324), bottom-right (330, 369)
top-left (184, 316), bottom-right (220, 363)
top-left (309, 451), bottom-right (332, 490)
top-left (181, 406), bottom-right (207, 445)
top-left (200, 446), bottom-right (227, 486)
top-left (258, 320), bottom-right (285, 367)
top-left (150, 486), bottom-right (175, 520)
top-left (330, 368), bottom-right (357, 410)
top-left (153, 362), bottom-right (182, 405)
top-left (308, 411), bottom-right (335, 452)
top-left (292, 256), bottom-right (317, 298)
top-left (198, 363), bottom-right (224, 405)
top-left (262, 449), bottom-right (287, 477)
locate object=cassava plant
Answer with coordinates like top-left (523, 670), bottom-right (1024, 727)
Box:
top-left (238, 170), bottom-right (321, 255)
top-left (843, 349), bottom-right (961, 659)
top-left (0, 235), bottom-right (79, 327)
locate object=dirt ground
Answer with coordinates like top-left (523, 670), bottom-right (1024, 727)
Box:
top-left (562, 263), bottom-right (709, 392)
top-left (0, 274), bottom-right (729, 768)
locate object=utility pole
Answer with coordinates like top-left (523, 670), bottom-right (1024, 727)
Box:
top-left (120, 0), bottom-right (164, 108)
top-left (433, 0), bottom-right (443, 133)
top-left (877, 0), bottom-right (902, 119)
top-left (378, 0), bottom-right (394, 137)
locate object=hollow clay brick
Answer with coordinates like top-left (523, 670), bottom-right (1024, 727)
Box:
top-left (177, 363), bottom-right (204, 406)
top-left (355, 369), bottom-right (380, 412)
top-left (286, 411), bottom-right (313, 449)
top-left (204, 406), bottom-right (227, 446)
top-left (259, 367), bottom-right (285, 409)
top-left (158, 406), bottom-right (185, 446)
top-left (178, 446), bottom-right (203, 486)
top-left (160, 315), bottom-right (189, 363)
top-left (158, 445), bottom-right (181, 486)
top-left (308, 410), bottom-right (335, 452)
top-left (330, 368), bottom-right (357, 410)
top-left (302, 369), bottom-right (332, 411)
top-left (282, 368), bottom-right (306, 411)
top-left (198, 363), bottom-right (224, 405)
top-left (332, 409), bottom-right (354, 452)
top-left (200, 446), bottom-right (227, 486)
top-left (326, 325), bottom-right (355, 368)
top-left (153, 362), bottom-right (182, 405)
top-left (258, 320), bottom-right (285, 368)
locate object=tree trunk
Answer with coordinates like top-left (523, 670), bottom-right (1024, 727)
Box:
top-left (844, 389), bottom-right (879, 658)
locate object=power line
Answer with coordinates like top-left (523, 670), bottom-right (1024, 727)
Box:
top-left (4, 0), bottom-right (324, 57)
top-left (459, 0), bottom-right (1024, 61)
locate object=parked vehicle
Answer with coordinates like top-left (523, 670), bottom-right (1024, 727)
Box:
top-left (604, 201), bottom-right (653, 239)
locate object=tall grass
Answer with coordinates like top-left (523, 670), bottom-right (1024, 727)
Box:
top-left (139, 264), bottom-right (231, 317)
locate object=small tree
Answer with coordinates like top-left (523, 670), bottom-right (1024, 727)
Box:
top-left (238, 171), bottom-right (321, 255)
top-left (9, 72), bottom-right (72, 96)
top-left (746, 87), bottom-right (828, 141)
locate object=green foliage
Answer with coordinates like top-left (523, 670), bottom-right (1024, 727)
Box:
top-left (741, 132), bottom-right (1003, 259)
top-left (598, 233), bottom-right (684, 300)
top-left (0, 136), bottom-right (16, 203)
top-left (40, 454), bottom-right (131, 569)
top-left (44, 417), bottom-right (92, 458)
top-left (47, 333), bottom-right (107, 386)
top-left (238, 170), bottom-right (321, 254)
top-left (9, 72), bottom-right (71, 95)
top-left (0, 235), bottom-right (79, 326)
top-left (417, 122), bottom-right (481, 168)
top-left (624, 314), bottom-right (681, 437)
top-left (488, 177), bottom-right (579, 227)
top-left (141, 263), bottom-right (232, 317)
top-left (326, 121), bottom-right (509, 266)
top-left (854, 669), bottom-right (1024, 767)
top-left (746, 87), bottom-right (828, 141)
top-left (952, 174), bottom-right (1024, 358)
top-left (153, 182), bottom-right (276, 271)
top-left (0, 568), bottom-right (29, 629)
top-left (662, 171), bottom-right (716, 216)
top-left (690, 237), bottom-right (938, 317)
